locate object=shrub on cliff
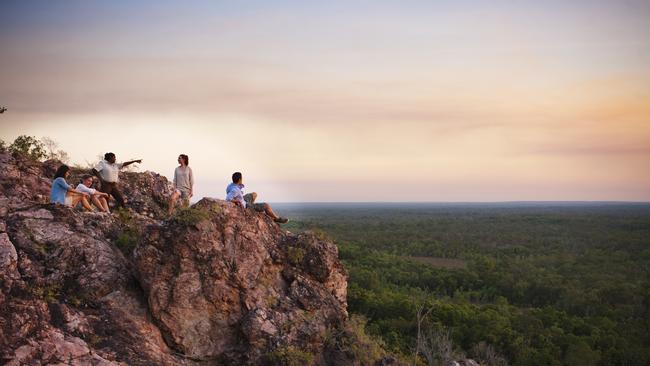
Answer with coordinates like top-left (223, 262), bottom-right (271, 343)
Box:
top-left (264, 346), bottom-right (314, 366)
top-left (325, 314), bottom-right (386, 365)
top-left (171, 206), bottom-right (212, 226)
top-left (114, 208), bottom-right (142, 255)
top-left (8, 135), bottom-right (48, 161)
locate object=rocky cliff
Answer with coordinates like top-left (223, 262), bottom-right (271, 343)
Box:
top-left (0, 152), bottom-right (388, 365)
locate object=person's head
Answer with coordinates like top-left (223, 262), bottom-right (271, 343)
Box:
top-left (104, 152), bottom-right (116, 163)
top-left (54, 164), bottom-right (70, 179)
top-left (232, 172), bottom-right (242, 184)
top-left (81, 174), bottom-right (94, 187)
top-left (178, 154), bottom-right (189, 166)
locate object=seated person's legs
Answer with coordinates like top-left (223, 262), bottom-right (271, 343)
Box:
top-left (243, 192), bottom-right (288, 223)
top-left (66, 192), bottom-right (93, 211)
top-left (99, 196), bottom-right (110, 212)
top-left (243, 192), bottom-right (256, 207)
top-left (90, 195), bottom-right (109, 212)
top-left (263, 202), bottom-right (288, 223)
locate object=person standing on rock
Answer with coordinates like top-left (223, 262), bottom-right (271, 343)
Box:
top-left (168, 154), bottom-right (194, 215)
top-left (76, 175), bottom-right (111, 213)
top-left (92, 152), bottom-right (142, 209)
top-left (225, 172), bottom-right (289, 223)
top-left (50, 164), bottom-right (94, 211)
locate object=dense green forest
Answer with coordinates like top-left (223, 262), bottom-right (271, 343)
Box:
top-left (278, 203), bottom-right (650, 366)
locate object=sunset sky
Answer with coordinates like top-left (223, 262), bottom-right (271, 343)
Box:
top-left (1, 0), bottom-right (649, 202)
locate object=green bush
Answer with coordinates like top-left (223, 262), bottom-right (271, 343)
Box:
top-left (9, 135), bottom-right (47, 161)
top-left (29, 284), bottom-right (61, 302)
top-left (115, 229), bottom-right (139, 255)
top-left (286, 246), bottom-right (306, 265)
top-left (114, 208), bottom-right (140, 255)
top-left (172, 206), bottom-right (211, 226)
top-left (326, 315), bottom-right (388, 365)
top-left (264, 346), bottom-right (313, 366)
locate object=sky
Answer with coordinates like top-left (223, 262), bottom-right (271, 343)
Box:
top-left (1, 0), bottom-right (649, 202)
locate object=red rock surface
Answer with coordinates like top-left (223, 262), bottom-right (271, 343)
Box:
top-left (0, 152), bottom-right (354, 365)
top-left (135, 198), bottom-right (348, 363)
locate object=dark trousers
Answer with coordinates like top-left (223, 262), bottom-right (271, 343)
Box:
top-left (100, 181), bottom-right (125, 208)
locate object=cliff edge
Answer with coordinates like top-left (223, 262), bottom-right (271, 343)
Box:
top-left (0, 152), bottom-right (391, 365)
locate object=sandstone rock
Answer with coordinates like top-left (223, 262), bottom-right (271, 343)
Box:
top-left (7, 205), bottom-right (130, 299)
top-left (117, 170), bottom-right (174, 218)
top-left (4, 328), bottom-right (121, 366)
top-left (0, 232), bottom-right (19, 305)
top-left (134, 198), bottom-right (348, 364)
top-left (0, 152), bottom-right (366, 365)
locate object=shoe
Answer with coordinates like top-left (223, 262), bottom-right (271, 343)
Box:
top-left (274, 217), bottom-right (289, 224)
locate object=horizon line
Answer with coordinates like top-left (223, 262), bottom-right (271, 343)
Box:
top-left (265, 200), bottom-right (650, 205)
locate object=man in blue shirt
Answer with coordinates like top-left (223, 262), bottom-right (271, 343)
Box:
top-left (226, 172), bottom-right (288, 223)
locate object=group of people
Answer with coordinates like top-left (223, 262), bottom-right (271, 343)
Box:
top-left (49, 152), bottom-right (288, 223)
top-left (50, 152), bottom-right (141, 214)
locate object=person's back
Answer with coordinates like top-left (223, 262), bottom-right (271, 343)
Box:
top-left (50, 177), bottom-right (70, 204)
top-left (225, 172), bottom-right (288, 223)
top-left (226, 181), bottom-right (246, 207)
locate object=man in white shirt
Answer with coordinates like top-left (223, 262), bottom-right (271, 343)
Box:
top-left (92, 152), bottom-right (141, 209)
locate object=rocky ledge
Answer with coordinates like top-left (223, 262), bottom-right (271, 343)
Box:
top-left (0, 152), bottom-right (392, 365)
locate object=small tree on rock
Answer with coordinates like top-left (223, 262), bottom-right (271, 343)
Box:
top-left (9, 135), bottom-right (47, 161)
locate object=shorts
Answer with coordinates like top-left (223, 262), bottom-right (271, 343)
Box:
top-left (64, 195), bottom-right (74, 206)
top-left (244, 193), bottom-right (265, 212)
top-left (176, 189), bottom-right (191, 200)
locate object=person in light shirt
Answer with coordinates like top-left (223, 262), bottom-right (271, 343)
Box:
top-left (168, 154), bottom-right (194, 215)
top-left (225, 172), bottom-right (288, 224)
top-left (92, 152), bottom-right (141, 209)
top-left (50, 164), bottom-right (94, 211)
top-left (76, 175), bottom-right (110, 213)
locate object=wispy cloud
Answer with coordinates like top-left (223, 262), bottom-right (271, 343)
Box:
top-left (1, 0), bottom-right (649, 200)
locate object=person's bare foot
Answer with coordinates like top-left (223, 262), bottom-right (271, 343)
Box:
top-left (274, 217), bottom-right (289, 224)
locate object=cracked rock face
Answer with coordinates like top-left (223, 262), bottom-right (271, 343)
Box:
top-left (0, 152), bottom-right (352, 365)
top-left (134, 198), bottom-right (348, 364)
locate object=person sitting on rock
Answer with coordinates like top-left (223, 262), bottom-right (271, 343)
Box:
top-left (225, 172), bottom-right (289, 223)
top-left (76, 175), bottom-right (111, 213)
top-left (168, 154), bottom-right (194, 215)
top-left (50, 164), bottom-right (94, 211)
top-left (92, 152), bottom-right (141, 209)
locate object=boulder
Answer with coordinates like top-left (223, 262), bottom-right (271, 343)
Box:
top-left (134, 198), bottom-right (348, 363)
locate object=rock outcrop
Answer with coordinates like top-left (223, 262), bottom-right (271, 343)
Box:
top-left (135, 198), bottom-right (347, 364)
top-left (0, 152), bottom-right (361, 365)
